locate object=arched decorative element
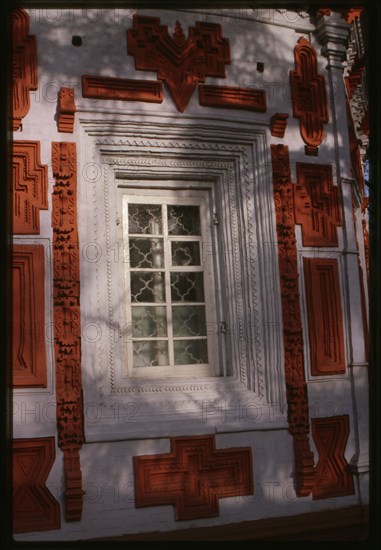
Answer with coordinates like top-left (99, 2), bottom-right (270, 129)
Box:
top-left (127, 15), bottom-right (231, 112)
top-left (290, 37), bottom-right (329, 155)
top-left (52, 142), bottom-right (84, 521)
top-left (12, 8), bottom-right (38, 131)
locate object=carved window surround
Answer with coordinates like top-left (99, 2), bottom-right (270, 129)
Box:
top-left (77, 113), bottom-right (287, 442)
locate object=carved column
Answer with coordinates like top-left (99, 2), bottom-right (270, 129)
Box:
top-left (316, 12), bottom-right (369, 482)
top-left (51, 142), bottom-right (84, 521)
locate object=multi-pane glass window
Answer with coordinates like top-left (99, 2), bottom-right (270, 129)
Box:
top-left (122, 192), bottom-right (216, 378)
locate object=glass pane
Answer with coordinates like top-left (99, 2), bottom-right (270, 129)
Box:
top-left (132, 306), bottom-right (167, 337)
top-left (133, 340), bottom-right (169, 367)
top-left (129, 238), bottom-right (164, 268)
top-left (167, 205), bottom-right (201, 235)
top-left (131, 272), bottom-right (165, 302)
top-left (172, 306), bottom-right (206, 337)
top-left (170, 272), bottom-right (204, 302)
top-left (171, 241), bottom-right (200, 266)
top-left (174, 339), bottom-right (208, 365)
top-left (128, 204), bottom-right (162, 235)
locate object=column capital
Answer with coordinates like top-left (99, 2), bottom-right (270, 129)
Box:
top-left (316, 12), bottom-right (350, 65)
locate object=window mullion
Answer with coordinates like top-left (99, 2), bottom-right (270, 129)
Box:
top-left (163, 203), bottom-right (174, 368)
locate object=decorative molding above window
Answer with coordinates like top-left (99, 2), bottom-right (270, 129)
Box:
top-left (78, 114), bottom-right (287, 441)
top-left (127, 15), bottom-right (231, 112)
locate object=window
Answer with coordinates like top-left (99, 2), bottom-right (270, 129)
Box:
top-left (122, 189), bottom-right (217, 378)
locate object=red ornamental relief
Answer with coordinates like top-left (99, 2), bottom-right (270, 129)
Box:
top-left (311, 416), bottom-right (354, 499)
top-left (271, 144), bottom-right (354, 498)
top-left (81, 75), bottom-right (163, 103)
top-left (51, 142), bottom-right (84, 521)
top-left (199, 85), bottom-right (266, 112)
top-left (317, 8), bottom-right (363, 24)
top-left (294, 163), bottom-right (342, 247)
top-left (13, 141), bottom-right (48, 235)
top-left (134, 435), bottom-right (253, 520)
top-left (13, 437), bottom-right (60, 533)
top-left (12, 9), bottom-right (38, 131)
top-left (290, 38), bottom-right (329, 155)
top-left (127, 15), bottom-right (231, 112)
top-left (13, 244), bottom-right (47, 387)
top-left (303, 258), bottom-right (345, 375)
top-left (271, 144), bottom-right (314, 496)
top-left (270, 113), bottom-right (289, 137)
top-left (57, 87), bottom-right (76, 133)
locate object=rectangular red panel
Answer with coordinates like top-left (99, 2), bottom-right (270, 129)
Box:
top-left (13, 244), bottom-right (47, 387)
top-left (303, 258), bottom-right (345, 375)
top-left (199, 84), bottom-right (267, 112)
top-left (82, 75), bottom-right (163, 103)
top-left (311, 415), bottom-right (354, 499)
top-left (13, 437), bottom-right (60, 533)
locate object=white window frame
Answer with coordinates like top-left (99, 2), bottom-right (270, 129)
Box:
top-left (121, 189), bottom-right (219, 379)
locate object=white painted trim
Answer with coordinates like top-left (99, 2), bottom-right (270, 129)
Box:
top-left (78, 112), bottom-right (288, 441)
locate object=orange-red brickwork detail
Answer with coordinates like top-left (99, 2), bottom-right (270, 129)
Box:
top-left (294, 163), bottom-right (342, 247)
top-left (290, 38), bottom-right (329, 155)
top-left (13, 141), bottom-right (48, 235)
top-left (57, 87), bottom-right (76, 133)
top-left (13, 437), bottom-right (60, 533)
top-left (13, 244), bottom-right (47, 387)
top-left (311, 415), bottom-right (354, 499)
top-left (134, 435), bottom-right (253, 520)
top-left (52, 142), bottom-right (84, 521)
top-left (127, 15), bottom-right (230, 112)
top-left (303, 258), bottom-right (346, 375)
top-left (12, 9), bottom-right (38, 131)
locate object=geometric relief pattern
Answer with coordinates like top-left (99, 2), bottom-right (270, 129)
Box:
top-left (51, 142), bottom-right (84, 521)
top-left (290, 38), bottom-right (329, 156)
top-left (13, 244), bottom-right (47, 387)
top-left (311, 416), bottom-right (354, 499)
top-left (303, 258), bottom-right (346, 375)
top-left (13, 141), bottom-right (48, 235)
top-left (13, 437), bottom-right (60, 533)
top-left (134, 435), bottom-right (253, 520)
top-left (294, 163), bottom-right (342, 247)
top-left (127, 15), bottom-right (231, 112)
top-left (12, 8), bottom-right (38, 131)
top-left (271, 144), bottom-right (315, 497)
